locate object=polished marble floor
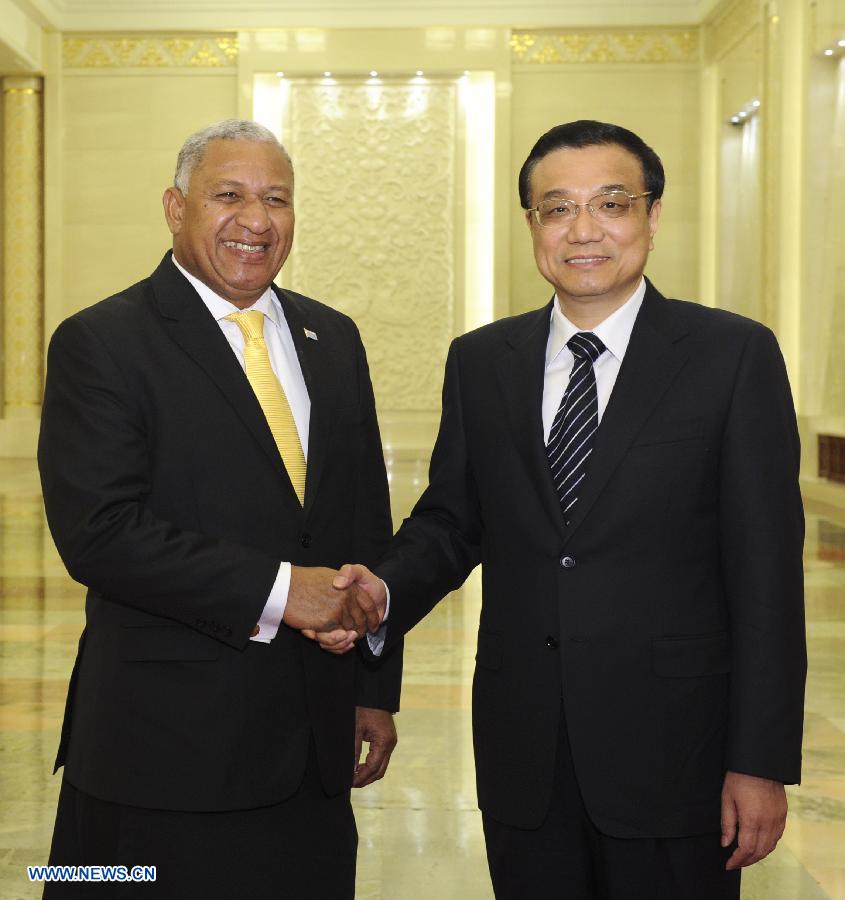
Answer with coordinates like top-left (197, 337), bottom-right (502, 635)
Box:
top-left (0, 456), bottom-right (843, 899)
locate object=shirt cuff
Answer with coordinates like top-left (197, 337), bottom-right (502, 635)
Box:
top-left (365, 579), bottom-right (389, 656)
top-left (250, 562), bottom-right (290, 643)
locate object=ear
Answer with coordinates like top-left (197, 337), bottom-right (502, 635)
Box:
top-left (162, 187), bottom-right (186, 236)
top-left (647, 197), bottom-right (662, 238)
top-left (525, 209), bottom-right (535, 232)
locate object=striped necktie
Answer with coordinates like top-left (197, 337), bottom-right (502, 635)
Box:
top-left (225, 310), bottom-right (306, 505)
top-left (547, 332), bottom-right (607, 521)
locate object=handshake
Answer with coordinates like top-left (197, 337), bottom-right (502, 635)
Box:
top-left (282, 563), bottom-right (385, 655)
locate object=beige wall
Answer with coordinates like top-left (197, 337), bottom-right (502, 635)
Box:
top-left (0, 3), bottom-right (840, 483)
top-left (510, 60), bottom-right (701, 315)
top-left (55, 70), bottom-right (236, 322)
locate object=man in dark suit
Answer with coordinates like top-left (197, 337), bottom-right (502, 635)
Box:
top-left (315, 121), bottom-right (806, 898)
top-left (38, 119), bottom-right (402, 898)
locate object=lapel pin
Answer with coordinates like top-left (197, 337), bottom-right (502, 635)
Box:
top-left (304, 328), bottom-right (318, 341)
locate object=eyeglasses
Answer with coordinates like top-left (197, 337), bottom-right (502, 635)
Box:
top-left (527, 190), bottom-right (652, 228)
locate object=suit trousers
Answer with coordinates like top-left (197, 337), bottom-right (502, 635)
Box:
top-left (482, 705), bottom-right (741, 900)
top-left (43, 741), bottom-right (357, 900)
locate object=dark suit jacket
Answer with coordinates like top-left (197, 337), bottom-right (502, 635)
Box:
top-left (370, 279), bottom-right (805, 837)
top-left (38, 253), bottom-right (402, 812)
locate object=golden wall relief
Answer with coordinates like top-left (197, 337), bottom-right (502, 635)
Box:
top-left (62, 35), bottom-right (238, 68)
top-left (3, 78), bottom-right (43, 416)
top-left (286, 80), bottom-right (456, 414)
top-left (510, 29), bottom-right (699, 65)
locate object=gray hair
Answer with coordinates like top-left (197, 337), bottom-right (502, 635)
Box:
top-left (174, 119), bottom-right (292, 193)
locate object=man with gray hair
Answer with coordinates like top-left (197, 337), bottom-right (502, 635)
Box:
top-left (38, 119), bottom-right (402, 898)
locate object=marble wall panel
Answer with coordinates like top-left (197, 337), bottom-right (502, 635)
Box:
top-left (286, 80), bottom-right (457, 414)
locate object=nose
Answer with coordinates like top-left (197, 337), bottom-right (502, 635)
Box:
top-left (567, 204), bottom-right (603, 243)
top-left (235, 196), bottom-right (271, 233)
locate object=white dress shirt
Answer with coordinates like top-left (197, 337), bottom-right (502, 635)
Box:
top-left (542, 278), bottom-right (646, 439)
top-left (172, 255), bottom-right (310, 643)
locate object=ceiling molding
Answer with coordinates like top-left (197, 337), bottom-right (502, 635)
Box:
top-left (15, 0), bottom-right (726, 33)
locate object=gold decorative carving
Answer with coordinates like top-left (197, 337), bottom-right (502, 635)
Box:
top-left (510, 29), bottom-right (699, 64)
top-left (287, 81), bottom-right (456, 413)
top-left (62, 35), bottom-right (238, 68)
top-left (705, 0), bottom-right (761, 62)
top-left (3, 78), bottom-right (44, 416)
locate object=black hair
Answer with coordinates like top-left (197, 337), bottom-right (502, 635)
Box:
top-left (518, 120), bottom-right (665, 210)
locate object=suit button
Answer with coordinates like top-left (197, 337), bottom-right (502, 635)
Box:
top-left (545, 635), bottom-right (559, 649)
top-left (300, 532), bottom-right (312, 548)
top-left (560, 555), bottom-right (575, 569)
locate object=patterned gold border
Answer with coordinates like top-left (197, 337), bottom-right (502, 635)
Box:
top-left (510, 29), bottom-right (699, 65)
top-left (62, 35), bottom-right (238, 69)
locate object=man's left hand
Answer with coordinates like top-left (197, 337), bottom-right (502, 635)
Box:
top-left (353, 706), bottom-right (397, 788)
top-left (721, 770), bottom-right (787, 870)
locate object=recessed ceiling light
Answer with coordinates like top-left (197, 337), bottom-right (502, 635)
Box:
top-left (824, 49), bottom-right (835, 56)
top-left (323, 71), bottom-right (332, 77)
top-left (369, 70), bottom-right (378, 77)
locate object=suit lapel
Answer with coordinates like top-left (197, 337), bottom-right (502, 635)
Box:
top-left (151, 255), bottom-right (297, 496)
top-left (495, 299), bottom-right (567, 540)
top-left (273, 286), bottom-right (337, 514)
top-left (564, 281), bottom-right (691, 541)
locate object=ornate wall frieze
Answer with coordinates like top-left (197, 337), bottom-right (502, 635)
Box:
top-left (62, 35), bottom-right (238, 69)
top-left (510, 29), bottom-right (699, 65)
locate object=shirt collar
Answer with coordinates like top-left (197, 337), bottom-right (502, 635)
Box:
top-left (171, 253), bottom-right (281, 328)
top-left (546, 277), bottom-right (646, 368)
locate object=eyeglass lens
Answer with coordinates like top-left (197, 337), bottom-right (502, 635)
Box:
top-left (537, 191), bottom-right (636, 226)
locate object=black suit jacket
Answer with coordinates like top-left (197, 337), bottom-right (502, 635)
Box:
top-left (38, 253), bottom-right (402, 812)
top-left (371, 279), bottom-right (805, 837)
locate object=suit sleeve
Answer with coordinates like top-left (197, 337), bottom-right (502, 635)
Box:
top-left (371, 339), bottom-right (483, 652)
top-left (719, 324), bottom-right (806, 783)
top-left (38, 315), bottom-right (278, 650)
top-left (347, 324), bottom-right (404, 711)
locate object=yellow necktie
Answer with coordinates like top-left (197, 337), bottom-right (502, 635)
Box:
top-left (225, 310), bottom-right (306, 505)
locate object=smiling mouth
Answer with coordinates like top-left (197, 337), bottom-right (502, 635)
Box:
top-left (565, 256), bottom-right (609, 266)
top-left (223, 240), bottom-right (268, 254)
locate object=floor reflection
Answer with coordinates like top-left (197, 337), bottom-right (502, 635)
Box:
top-left (0, 458), bottom-right (843, 898)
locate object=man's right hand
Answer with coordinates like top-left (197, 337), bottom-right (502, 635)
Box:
top-left (283, 565), bottom-right (384, 636)
top-left (301, 564), bottom-right (387, 654)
